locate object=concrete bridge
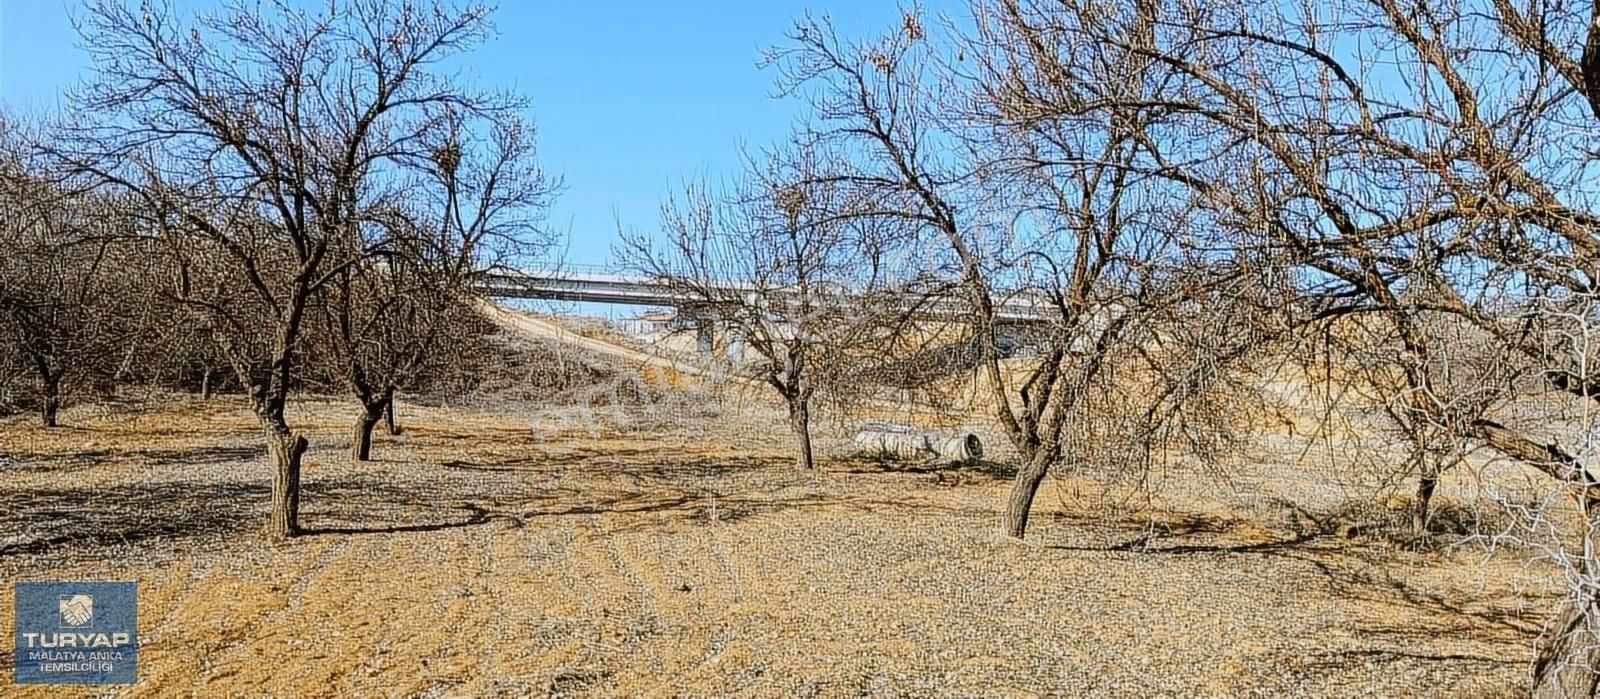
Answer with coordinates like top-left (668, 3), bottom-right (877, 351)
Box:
top-left (473, 265), bottom-right (1059, 325)
top-left (471, 265), bottom-right (1129, 362)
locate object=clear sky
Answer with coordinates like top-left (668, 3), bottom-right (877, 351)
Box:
top-left (0, 1), bottom-right (947, 268)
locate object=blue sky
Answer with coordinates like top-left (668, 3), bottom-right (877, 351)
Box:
top-left (0, 1), bottom-right (949, 268)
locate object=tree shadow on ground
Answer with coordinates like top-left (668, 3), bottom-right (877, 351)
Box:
top-left (0, 479), bottom-right (271, 559)
top-left (0, 475), bottom-right (507, 562)
top-left (301, 503), bottom-right (513, 536)
top-left (1045, 509), bottom-right (1301, 553)
top-left (825, 455), bottom-right (1015, 481)
top-left (1280, 548), bottom-right (1551, 637)
top-left (132, 445), bottom-right (266, 465)
top-left (1300, 648), bottom-right (1520, 668)
top-left (1, 443), bottom-right (849, 563)
top-left (1044, 508), bottom-right (1549, 643)
top-left (430, 447), bottom-right (1002, 534)
top-left (0, 444), bottom-right (265, 472)
top-left (0, 448), bottom-right (120, 471)
top-left (511, 489), bottom-right (993, 535)
top-left (439, 449), bottom-right (777, 478)
top-left (1057, 531), bottom-right (1327, 555)
top-left (440, 457), bottom-right (545, 473)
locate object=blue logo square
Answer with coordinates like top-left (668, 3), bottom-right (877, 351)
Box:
top-left (13, 581), bottom-right (137, 684)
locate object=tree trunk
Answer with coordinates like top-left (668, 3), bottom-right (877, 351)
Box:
top-left (1533, 594), bottom-right (1600, 698)
top-left (1003, 452), bottom-right (1052, 539)
top-left (383, 387), bottom-right (400, 435)
top-left (1477, 418), bottom-right (1600, 695)
top-left (200, 369), bottom-right (212, 400)
top-left (40, 375), bottom-right (60, 428)
top-left (1533, 503), bottom-right (1600, 698)
top-left (1411, 473), bottom-right (1438, 537)
top-left (1478, 422), bottom-right (1600, 696)
top-left (789, 397), bottom-right (814, 470)
top-left (266, 426), bottom-right (307, 539)
top-left (350, 398), bottom-right (387, 462)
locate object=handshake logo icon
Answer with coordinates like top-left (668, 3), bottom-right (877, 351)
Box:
top-left (59, 594), bottom-right (94, 627)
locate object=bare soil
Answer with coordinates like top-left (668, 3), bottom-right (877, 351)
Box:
top-left (0, 394), bottom-right (1562, 697)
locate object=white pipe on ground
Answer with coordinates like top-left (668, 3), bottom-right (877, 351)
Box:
top-left (854, 430), bottom-right (983, 462)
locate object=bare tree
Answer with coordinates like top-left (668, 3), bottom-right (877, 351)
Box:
top-left (309, 221), bottom-right (450, 461)
top-left (621, 167), bottom-right (905, 471)
top-left (312, 112), bottom-right (556, 462)
top-left (65, 0), bottom-right (513, 538)
top-left (765, 7), bottom-right (1253, 537)
top-left (1011, 0), bottom-right (1600, 691)
top-left (1287, 303), bottom-right (1521, 537)
top-left (0, 117), bottom-right (149, 426)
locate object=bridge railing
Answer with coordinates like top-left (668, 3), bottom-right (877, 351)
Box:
top-left (485, 261), bottom-right (618, 277)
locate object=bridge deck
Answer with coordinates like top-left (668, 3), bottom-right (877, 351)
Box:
top-left (475, 269), bottom-right (1059, 324)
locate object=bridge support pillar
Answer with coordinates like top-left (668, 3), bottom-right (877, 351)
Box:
top-left (696, 319), bottom-right (715, 357)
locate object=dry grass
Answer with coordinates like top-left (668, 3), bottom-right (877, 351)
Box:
top-left (0, 393), bottom-right (1563, 697)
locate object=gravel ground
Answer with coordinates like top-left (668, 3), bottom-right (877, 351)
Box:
top-left (0, 393), bottom-right (1560, 697)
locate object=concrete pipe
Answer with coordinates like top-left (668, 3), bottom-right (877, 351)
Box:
top-left (853, 430), bottom-right (919, 459)
top-left (930, 434), bottom-right (983, 462)
top-left (854, 430), bottom-right (983, 463)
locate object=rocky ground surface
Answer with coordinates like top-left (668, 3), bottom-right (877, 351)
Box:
top-left (0, 393), bottom-right (1560, 698)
